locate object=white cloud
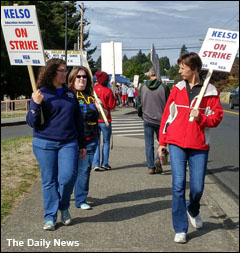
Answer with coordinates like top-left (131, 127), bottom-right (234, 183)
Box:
top-left (78, 1), bottom-right (239, 65)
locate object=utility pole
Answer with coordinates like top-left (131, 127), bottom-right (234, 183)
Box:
top-left (63, 1), bottom-right (70, 64)
top-left (110, 41), bottom-right (116, 92)
top-left (80, 2), bottom-right (84, 50)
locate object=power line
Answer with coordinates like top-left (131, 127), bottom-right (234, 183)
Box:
top-left (95, 46), bottom-right (202, 51)
top-left (222, 12), bottom-right (239, 29)
top-left (90, 33), bottom-right (205, 40)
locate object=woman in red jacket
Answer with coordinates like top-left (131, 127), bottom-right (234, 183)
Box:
top-left (158, 52), bottom-right (223, 243)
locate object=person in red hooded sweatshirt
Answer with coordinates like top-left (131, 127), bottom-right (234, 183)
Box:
top-left (93, 71), bottom-right (116, 171)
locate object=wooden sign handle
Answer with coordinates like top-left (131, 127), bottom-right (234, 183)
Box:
top-left (189, 69), bottom-right (213, 122)
top-left (79, 50), bottom-right (109, 128)
top-left (93, 91), bottom-right (109, 127)
top-left (27, 65), bottom-right (44, 124)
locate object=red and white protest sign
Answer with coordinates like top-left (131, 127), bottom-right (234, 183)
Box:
top-left (1, 5), bottom-right (45, 66)
top-left (189, 28), bottom-right (239, 122)
top-left (199, 28), bottom-right (239, 72)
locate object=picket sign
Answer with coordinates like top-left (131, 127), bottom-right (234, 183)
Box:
top-left (1, 4), bottom-right (45, 124)
top-left (189, 28), bottom-right (239, 122)
top-left (80, 51), bottom-right (109, 127)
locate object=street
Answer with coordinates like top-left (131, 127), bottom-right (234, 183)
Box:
top-left (207, 103), bottom-right (239, 201)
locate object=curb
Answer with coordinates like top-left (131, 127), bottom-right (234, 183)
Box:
top-left (203, 174), bottom-right (239, 244)
top-left (1, 120), bottom-right (26, 127)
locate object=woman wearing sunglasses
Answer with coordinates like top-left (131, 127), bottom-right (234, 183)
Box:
top-left (68, 66), bottom-right (101, 210)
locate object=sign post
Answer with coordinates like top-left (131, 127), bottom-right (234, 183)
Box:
top-left (189, 28), bottom-right (239, 122)
top-left (110, 41), bottom-right (116, 86)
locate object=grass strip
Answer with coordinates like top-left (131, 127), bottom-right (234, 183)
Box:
top-left (1, 136), bottom-right (40, 223)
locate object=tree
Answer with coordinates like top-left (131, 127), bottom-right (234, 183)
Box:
top-left (122, 52), bottom-right (151, 83)
top-left (168, 65), bottom-right (180, 80)
top-left (1, 1), bottom-right (96, 99)
top-left (159, 56), bottom-right (170, 76)
top-left (123, 54), bottom-right (128, 62)
top-left (93, 56), bottom-right (101, 74)
top-left (180, 44), bottom-right (188, 55)
top-left (136, 50), bottom-right (147, 65)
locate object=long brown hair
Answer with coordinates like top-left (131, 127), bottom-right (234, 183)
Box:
top-left (68, 66), bottom-right (93, 95)
top-left (36, 58), bottom-right (66, 88)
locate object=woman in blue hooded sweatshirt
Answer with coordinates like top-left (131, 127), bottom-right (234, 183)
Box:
top-left (26, 58), bottom-right (86, 231)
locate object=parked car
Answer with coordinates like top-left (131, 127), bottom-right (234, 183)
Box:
top-left (229, 86), bottom-right (239, 109)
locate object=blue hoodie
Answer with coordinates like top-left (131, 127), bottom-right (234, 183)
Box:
top-left (26, 85), bottom-right (86, 149)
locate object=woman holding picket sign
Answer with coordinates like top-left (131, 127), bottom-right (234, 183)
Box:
top-left (26, 58), bottom-right (86, 231)
top-left (158, 52), bottom-right (223, 243)
top-left (68, 66), bottom-right (106, 210)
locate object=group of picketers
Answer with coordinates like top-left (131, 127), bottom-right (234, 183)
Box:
top-left (27, 52), bottom-right (223, 244)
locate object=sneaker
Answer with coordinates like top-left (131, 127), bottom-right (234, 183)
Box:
top-left (174, 233), bottom-right (187, 243)
top-left (93, 167), bottom-right (101, 171)
top-left (61, 209), bottom-right (72, 226)
top-left (187, 211), bottom-right (203, 229)
top-left (43, 221), bottom-right (55, 231)
top-left (101, 165), bottom-right (112, 170)
top-left (80, 203), bottom-right (91, 210)
top-left (154, 159), bottom-right (163, 174)
top-left (148, 168), bottom-right (155, 174)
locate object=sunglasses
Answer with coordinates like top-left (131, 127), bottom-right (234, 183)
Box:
top-left (76, 75), bottom-right (87, 79)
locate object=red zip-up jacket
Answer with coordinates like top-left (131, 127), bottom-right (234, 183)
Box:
top-left (94, 84), bottom-right (116, 123)
top-left (159, 80), bottom-right (223, 150)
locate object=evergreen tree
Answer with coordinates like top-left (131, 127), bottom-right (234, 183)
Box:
top-left (159, 56), bottom-right (170, 76)
top-left (93, 56), bottom-right (101, 74)
top-left (123, 54), bottom-right (128, 62)
top-left (180, 44), bottom-right (188, 55)
top-left (168, 65), bottom-right (180, 80)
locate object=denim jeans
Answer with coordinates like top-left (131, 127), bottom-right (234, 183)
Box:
top-left (74, 137), bottom-right (98, 207)
top-left (169, 144), bottom-right (209, 233)
top-left (33, 137), bottom-right (78, 223)
top-left (143, 120), bottom-right (160, 169)
top-left (93, 122), bottom-right (112, 168)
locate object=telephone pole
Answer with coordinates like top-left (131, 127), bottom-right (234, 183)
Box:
top-left (80, 2), bottom-right (84, 50)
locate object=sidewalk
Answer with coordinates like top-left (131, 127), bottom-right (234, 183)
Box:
top-left (1, 106), bottom-right (239, 252)
top-left (1, 116), bottom-right (27, 126)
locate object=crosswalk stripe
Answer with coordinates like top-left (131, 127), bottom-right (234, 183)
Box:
top-left (112, 118), bottom-right (142, 121)
top-left (112, 115), bottom-right (144, 137)
top-left (112, 126), bottom-right (143, 130)
top-left (115, 133), bottom-right (144, 136)
top-left (112, 123), bottom-right (143, 127)
top-left (113, 129), bottom-right (144, 133)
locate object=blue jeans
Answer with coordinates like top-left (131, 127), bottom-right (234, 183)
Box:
top-left (33, 137), bottom-right (78, 223)
top-left (143, 120), bottom-right (160, 169)
top-left (93, 122), bottom-right (112, 168)
top-left (74, 137), bottom-right (98, 207)
top-left (169, 144), bottom-right (208, 233)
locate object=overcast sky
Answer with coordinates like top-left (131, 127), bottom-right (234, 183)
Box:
top-left (77, 1), bottom-right (239, 66)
